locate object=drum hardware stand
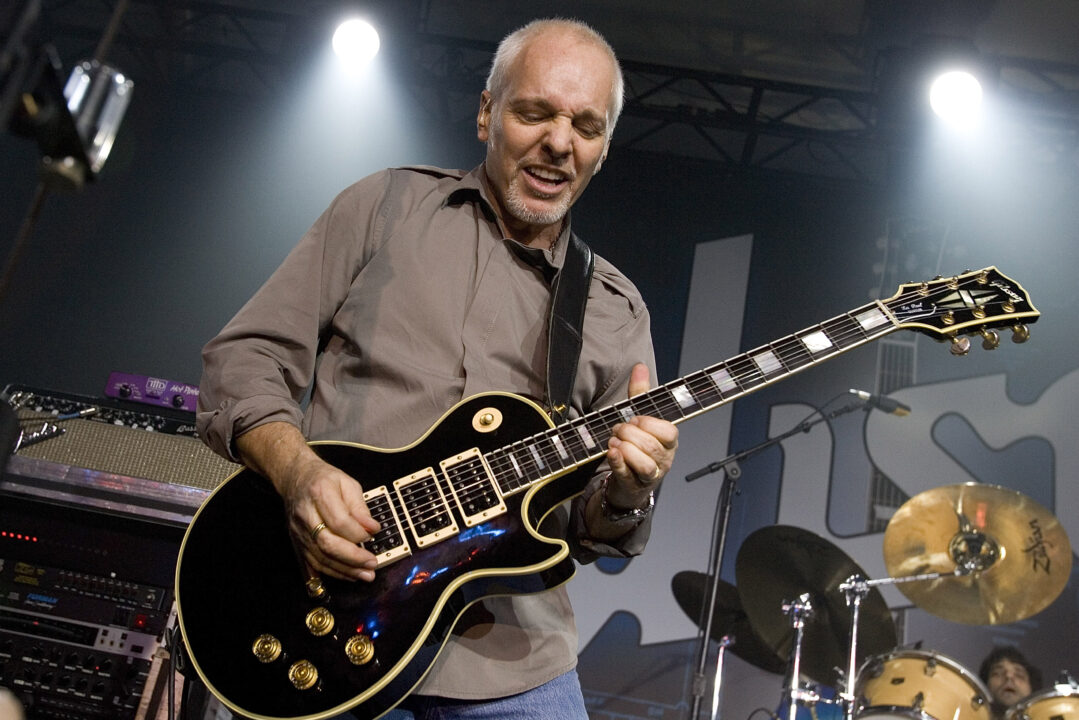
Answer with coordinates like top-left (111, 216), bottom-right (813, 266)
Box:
top-left (711, 635), bottom-right (733, 720)
top-left (836, 565), bottom-right (983, 720)
top-left (684, 396), bottom-right (870, 720)
top-left (782, 593), bottom-right (818, 720)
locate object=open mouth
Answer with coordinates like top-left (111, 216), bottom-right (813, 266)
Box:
top-left (523, 166), bottom-right (569, 195)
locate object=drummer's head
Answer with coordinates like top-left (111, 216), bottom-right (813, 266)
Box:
top-left (979, 646), bottom-right (1042, 707)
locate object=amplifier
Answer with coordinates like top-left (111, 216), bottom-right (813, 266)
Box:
top-left (0, 386), bottom-right (241, 719)
top-left (0, 494), bottom-right (182, 719)
top-left (3, 385), bottom-right (240, 525)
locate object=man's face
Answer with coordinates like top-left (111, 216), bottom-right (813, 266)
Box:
top-left (988, 659), bottom-right (1033, 706)
top-left (478, 31), bottom-right (615, 244)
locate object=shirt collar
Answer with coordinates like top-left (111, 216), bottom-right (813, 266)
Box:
top-left (447, 164), bottom-right (572, 275)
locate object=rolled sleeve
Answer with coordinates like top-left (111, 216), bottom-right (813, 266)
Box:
top-left (195, 171), bottom-right (393, 461)
top-left (196, 394), bottom-right (305, 462)
top-left (569, 471), bottom-right (654, 563)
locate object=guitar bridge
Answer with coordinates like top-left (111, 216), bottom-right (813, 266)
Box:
top-left (441, 448), bottom-right (506, 527)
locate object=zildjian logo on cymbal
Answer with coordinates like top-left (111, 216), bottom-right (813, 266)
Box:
top-left (1023, 518), bottom-right (1051, 573)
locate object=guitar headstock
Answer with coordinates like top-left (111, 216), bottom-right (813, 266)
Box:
top-left (884, 267), bottom-right (1039, 354)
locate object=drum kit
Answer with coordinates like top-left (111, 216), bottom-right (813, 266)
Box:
top-left (673, 482), bottom-right (1076, 720)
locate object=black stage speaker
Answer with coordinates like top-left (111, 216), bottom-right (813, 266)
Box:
top-left (0, 386), bottom-right (240, 719)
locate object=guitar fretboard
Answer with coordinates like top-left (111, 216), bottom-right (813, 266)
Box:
top-left (361, 267), bottom-right (1035, 570)
top-left (484, 299), bottom-right (897, 496)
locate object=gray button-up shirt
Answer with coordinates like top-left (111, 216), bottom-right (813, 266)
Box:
top-left (197, 165), bottom-right (657, 698)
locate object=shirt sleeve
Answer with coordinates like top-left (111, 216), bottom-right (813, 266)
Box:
top-left (195, 171), bottom-right (394, 461)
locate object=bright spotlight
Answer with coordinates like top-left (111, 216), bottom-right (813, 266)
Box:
top-left (332, 18), bottom-right (380, 69)
top-left (929, 70), bottom-right (983, 127)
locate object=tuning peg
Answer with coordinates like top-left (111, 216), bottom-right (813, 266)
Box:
top-left (1011, 324), bottom-right (1030, 343)
top-left (949, 336), bottom-right (972, 356)
top-left (980, 329), bottom-right (1000, 350)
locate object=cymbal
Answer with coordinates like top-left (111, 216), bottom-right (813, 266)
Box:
top-left (671, 570), bottom-right (787, 674)
top-left (883, 482), bottom-right (1072, 625)
top-left (735, 525), bottom-right (897, 687)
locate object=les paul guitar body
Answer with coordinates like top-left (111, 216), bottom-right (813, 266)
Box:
top-left (176, 267), bottom-right (1039, 720)
top-left (176, 394), bottom-right (595, 720)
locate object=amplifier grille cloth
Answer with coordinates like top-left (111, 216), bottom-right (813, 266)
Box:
top-left (15, 413), bottom-right (239, 490)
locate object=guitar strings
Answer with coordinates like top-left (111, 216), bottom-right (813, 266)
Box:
top-left (478, 273), bottom-right (1020, 500)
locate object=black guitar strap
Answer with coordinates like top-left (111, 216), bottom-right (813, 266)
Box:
top-left (546, 232), bottom-right (594, 424)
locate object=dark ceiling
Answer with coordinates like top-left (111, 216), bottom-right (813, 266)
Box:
top-left (12, 0), bottom-right (1079, 184)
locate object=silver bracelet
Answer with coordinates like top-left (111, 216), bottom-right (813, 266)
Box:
top-left (599, 474), bottom-right (654, 527)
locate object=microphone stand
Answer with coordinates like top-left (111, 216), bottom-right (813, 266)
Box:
top-left (684, 397), bottom-right (869, 720)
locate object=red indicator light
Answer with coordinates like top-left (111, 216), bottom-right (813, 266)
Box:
top-left (133, 614), bottom-right (148, 630)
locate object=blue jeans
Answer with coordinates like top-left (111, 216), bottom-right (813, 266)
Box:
top-left (336, 669), bottom-right (588, 720)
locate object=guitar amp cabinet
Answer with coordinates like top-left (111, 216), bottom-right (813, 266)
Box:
top-left (0, 385), bottom-right (240, 719)
top-left (3, 384), bottom-right (240, 525)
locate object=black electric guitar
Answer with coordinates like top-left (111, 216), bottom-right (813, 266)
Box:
top-left (175, 267), bottom-right (1038, 720)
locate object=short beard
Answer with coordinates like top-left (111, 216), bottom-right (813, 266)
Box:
top-left (502, 175), bottom-right (572, 227)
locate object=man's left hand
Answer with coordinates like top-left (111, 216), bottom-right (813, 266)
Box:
top-left (604, 362), bottom-right (679, 509)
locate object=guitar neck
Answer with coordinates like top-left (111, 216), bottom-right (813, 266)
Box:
top-left (487, 298), bottom-right (898, 496)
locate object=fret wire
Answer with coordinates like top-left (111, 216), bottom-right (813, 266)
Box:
top-left (510, 441), bottom-right (543, 482)
top-left (529, 435), bottom-right (561, 472)
top-left (558, 421), bottom-right (593, 462)
top-left (474, 273), bottom-right (1017, 503)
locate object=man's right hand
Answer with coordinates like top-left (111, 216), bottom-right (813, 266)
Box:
top-left (235, 422), bottom-right (381, 582)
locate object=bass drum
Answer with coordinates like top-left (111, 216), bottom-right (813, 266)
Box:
top-left (1006, 685), bottom-right (1079, 720)
top-left (855, 649), bottom-right (991, 720)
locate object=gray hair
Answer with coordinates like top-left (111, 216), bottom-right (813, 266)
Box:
top-left (485, 18), bottom-right (625, 134)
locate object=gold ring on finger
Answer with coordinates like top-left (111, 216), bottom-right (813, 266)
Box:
top-left (310, 521), bottom-right (328, 541)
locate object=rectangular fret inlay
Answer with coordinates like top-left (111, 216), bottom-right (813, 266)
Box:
top-left (578, 426), bottom-right (596, 448)
top-left (671, 384), bottom-right (694, 409)
top-left (752, 350), bottom-right (782, 375)
top-left (709, 368), bottom-right (738, 393)
top-left (527, 443), bottom-right (545, 469)
top-left (551, 434), bottom-right (568, 460)
top-left (857, 308), bottom-right (888, 330)
top-left (801, 330), bottom-right (832, 353)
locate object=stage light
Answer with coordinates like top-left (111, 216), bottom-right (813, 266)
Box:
top-left (929, 69), bottom-right (983, 128)
top-left (332, 18), bottom-right (380, 70)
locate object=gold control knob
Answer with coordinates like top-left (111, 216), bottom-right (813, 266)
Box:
top-left (471, 407), bottom-right (503, 433)
top-left (305, 577), bottom-right (326, 599)
top-left (345, 634), bottom-right (375, 665)
top-left (305, 607), bottom-right (335, 636)
top-left (252, 634), bottom-right (282, 663)
top-left (288, 660), bottom-right (318, 690)
top-left (949, 336), bottom-right (971, 356)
